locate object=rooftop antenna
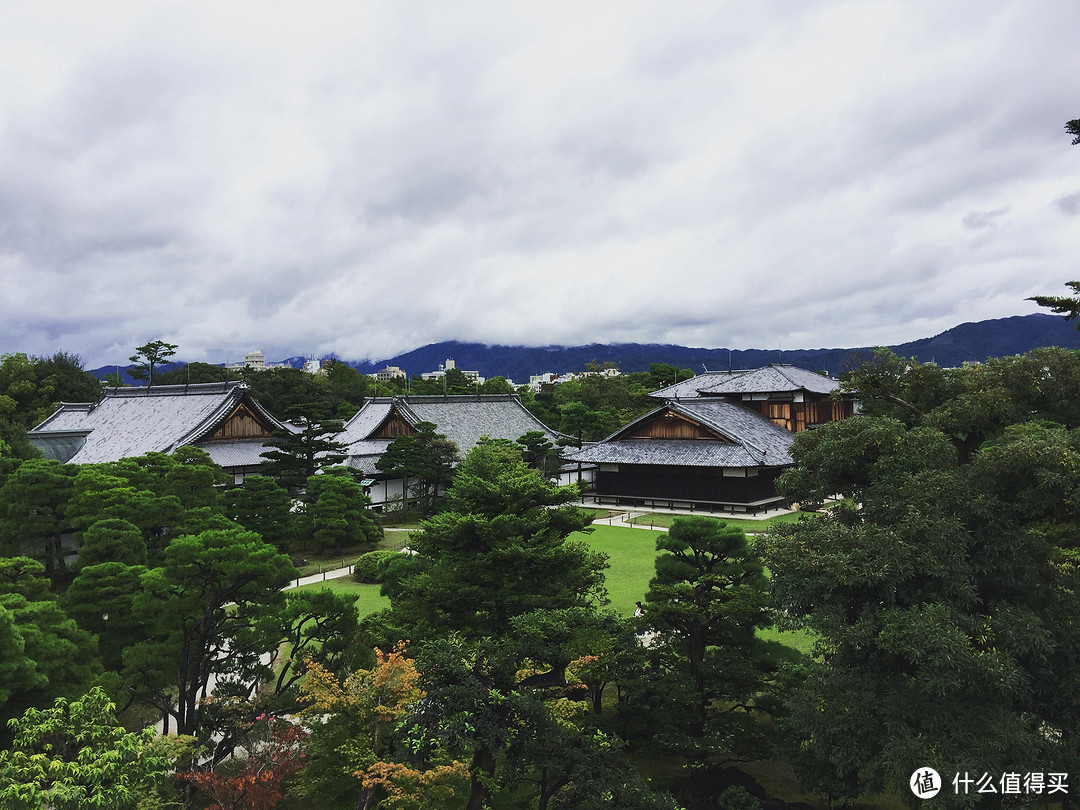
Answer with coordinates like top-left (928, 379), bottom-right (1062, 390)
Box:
top-left (778, 343), bottom-right (783, 365)
top-left (728, 350), bottom-right (732, 373)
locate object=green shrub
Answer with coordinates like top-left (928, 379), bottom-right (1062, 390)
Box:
top-left (716, 786), bottom-right (761, 810)
top-left (352, 549), bottom-right (396, 584)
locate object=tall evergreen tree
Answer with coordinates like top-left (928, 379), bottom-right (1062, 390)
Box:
top-left (764, 413), bottom-right (1080, 803)
top-left (260, 412), bottom-right (347, 492)
top-left (378, 441), bottom-right (658, 809)
top-left (642, 516), bottom-right (775, 754)
top-left (224, 474), bottom-right (296, 552)
top-left (0, 460), bottom-right (77, 575)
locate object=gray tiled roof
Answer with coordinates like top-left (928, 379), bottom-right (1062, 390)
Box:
top-left (199, 439), bottom-right (275, 469)
top-left (404, 396), bottom-right (559, 450)
top-left (337, 401), bottom-right (395, 447)
top-left (342, 451), bottom-right (388, 475)
top-left (563, 439), bottom-right (778, 467)
top-left (338, 395), bottom-right (559, 460)
top-left (649, 364), bottom-right (839, 399)
top-left (28, 382), bottom-right (286, 466)
top-left (563, 399), bottom-right (794, 468)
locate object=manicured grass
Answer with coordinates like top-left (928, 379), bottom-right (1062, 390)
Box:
top-left (308, 524), bottom-right (816, 659)
top-left (576, 507), bottom-right (625, 520)
top-left (574, 524), bottom-right (818, 655)
top-left (292, 577), bottom-right (390, 616)
top-left (379, 529), bottom-right (412, 552)
top-left (757, 625), bottom-right (817, 656)
top-left (626, 511), bottom-right (818, 532)
top-left (571, 524), bottom-right (660, 616)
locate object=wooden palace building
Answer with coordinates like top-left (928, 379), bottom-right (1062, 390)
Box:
top-left (563, 364), bottom-right (854, 513)
top-left (27, 381), bottom-right (289, 483)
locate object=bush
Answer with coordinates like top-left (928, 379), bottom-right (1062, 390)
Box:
top-left (716, 786), bottom-right (761, 810)
top-left (353, 550), bottom-right (396, 584)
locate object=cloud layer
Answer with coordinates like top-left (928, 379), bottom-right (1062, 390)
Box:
top-left (2, 1), bottom-right (1079, 367)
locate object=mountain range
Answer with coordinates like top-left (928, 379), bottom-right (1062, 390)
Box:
top-left (94, 313), bottom-right (1080, 383)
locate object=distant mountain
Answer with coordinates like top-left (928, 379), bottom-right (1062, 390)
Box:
top-left (90, 313), bottom-right (1080, 383)
top-left (345, 313), bottom-right (1080, 380)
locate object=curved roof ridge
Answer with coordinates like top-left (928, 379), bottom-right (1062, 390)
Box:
top-left (104, 381), bottom-right (242, 398)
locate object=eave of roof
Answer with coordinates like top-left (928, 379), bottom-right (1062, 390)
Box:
top-left (567, 398), bottom-right (794, 468)
top-left (563, 438), bottom-right (791, 468)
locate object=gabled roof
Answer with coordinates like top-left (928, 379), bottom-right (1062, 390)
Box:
top-left (649, 364), bottom-right (839, 399)
top-left (28, 382), bottom-right (286, 465)
top-left (337, 395), bottom-right (560, 464)
top-left (563, 399), bottom-right (794, 468)
top-left (337, 400), bottom-right (396, 446)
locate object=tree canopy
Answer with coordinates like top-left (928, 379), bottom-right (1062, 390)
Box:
top-left (764, 351), bottom-right (1080, 802)
top-left (377, 441), bottom-right (628, 809)
top-left (0, 687), bottom-right (169, 810)
top-left (643, 517), bottom-right (777, 755)
top-left (260, 411), bottom-right (347, 492)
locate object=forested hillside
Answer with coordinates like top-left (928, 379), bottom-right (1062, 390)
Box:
top-left (89, 312), bottom-right (1080, 383)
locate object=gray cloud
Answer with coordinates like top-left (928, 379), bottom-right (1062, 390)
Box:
top-left (0, 1), bottom-right (1078, 368)
top-left (963, 207), bottom-right (1010, 231)
top-left (1058, 194), bottom-right (1080, 216)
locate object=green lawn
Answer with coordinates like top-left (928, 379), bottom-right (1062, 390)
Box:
top-left (292, 577), bottom-right (389, 616)
top-left (294, 523), bottom-right (815, 657)
top-left (572, 525), bottom-right (660, 616)
top-left (289, 527), bottom-right (654, 620)
top-left (574, 524), bottom-right (816, 654)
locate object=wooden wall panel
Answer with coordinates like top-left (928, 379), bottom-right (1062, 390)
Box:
top-left (204, 404), bottom-right (274, 441)
top-left (595, 465), bottom-right (782, 504)
top-left (374, 413), bottom-right (413, 439)
top-left (623, 412), bottom-right (725, 440)
top-left (747, 396), bottom-right (854, 432)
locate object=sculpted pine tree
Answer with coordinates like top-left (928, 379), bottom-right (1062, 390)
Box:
top-left (224, 474), bottom-right (296, 552)
top-left (306, 469), bottom-right (382, 553)
top-left (642, 516), bottom-right (773, 749)
top-left (1029, 280), bottom-right (1080, 325)
top-left (125, 528), bottom-right (296, 745)
top-left (380, 441), bottom-right (609, 809)
top-left (128, 339), bottom-right (178, 385)
top-left (375, 422), bottom-right (459, 514)
top-left (260, 410), bottom-right (347, 493)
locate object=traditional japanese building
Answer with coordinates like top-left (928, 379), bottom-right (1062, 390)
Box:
top-left (27, 382), bottom-right (290, 483)
top-left (336, 394), bottom-right (562, 506)
top-left (563, 364), bottom-right (854, 513)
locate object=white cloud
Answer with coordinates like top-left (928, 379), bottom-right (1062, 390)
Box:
top-left (1, 0), bottom-right (1079, 367)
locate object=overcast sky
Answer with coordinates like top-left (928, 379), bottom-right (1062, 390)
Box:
top-left (2, 1), bottom-right (1079, 368)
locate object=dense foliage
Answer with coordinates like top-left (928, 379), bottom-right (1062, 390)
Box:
top-left (764, 348), bottom-right (1080, 805)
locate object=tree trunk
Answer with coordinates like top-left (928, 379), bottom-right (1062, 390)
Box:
top-left (688, 627), bottom-right (707, 736)
top-left (357, 785), bottom-right (378, 810)
top-left (466, 746), bottom-right (496, 810)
